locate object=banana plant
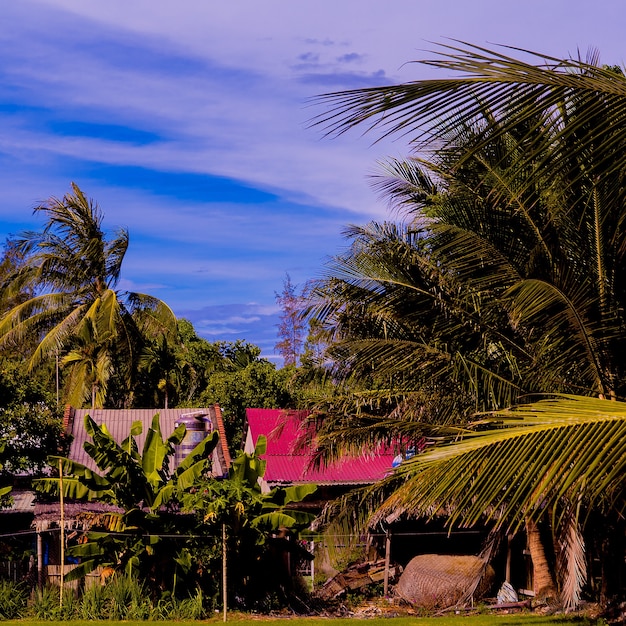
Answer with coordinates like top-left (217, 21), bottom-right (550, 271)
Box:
top-left (34, 413), bottom-right (218, 594)
top-left (184, 434), bottom-right (316, 535)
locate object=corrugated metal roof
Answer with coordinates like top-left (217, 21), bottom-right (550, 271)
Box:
top-left (67, 407), bottom-right (229, 476)
top-left (245, 408), bottom-right (395, 485)
top-left (4, 489), bottom-right (36, 513)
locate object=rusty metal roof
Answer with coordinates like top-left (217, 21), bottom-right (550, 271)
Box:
top-left (245, 408), bottom-right (395, 485)
top-left (66, 407), bottom-right (230, 477)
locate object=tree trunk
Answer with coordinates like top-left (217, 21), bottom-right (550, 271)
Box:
top-left (526, 518), bottom-right (557, 600)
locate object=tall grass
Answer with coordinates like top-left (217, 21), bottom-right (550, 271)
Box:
top-left (0, 580), bottom-right (28, 619)
top-left (7, 575), bottom-right (208, 621)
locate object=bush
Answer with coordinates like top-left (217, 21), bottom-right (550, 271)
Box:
top-left (29, 584), bottom-right (79, 620)
top-left (0, 580), bottom-right (28, 619)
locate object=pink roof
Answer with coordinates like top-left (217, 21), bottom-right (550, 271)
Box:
top-left (245, 408), bottom-right (396, 485)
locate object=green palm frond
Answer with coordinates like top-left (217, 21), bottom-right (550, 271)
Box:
top-left (313, 41), bottom-right (626, 175)
top-left (377, 395), bottom-right (626, 531)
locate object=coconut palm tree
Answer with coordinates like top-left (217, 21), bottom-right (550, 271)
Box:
top-left (139, 333), bottom-right (191, 409)
top-left (0, 183), bottom-right (177, 406)
top-left (308, 43), bottom-right (626, 606)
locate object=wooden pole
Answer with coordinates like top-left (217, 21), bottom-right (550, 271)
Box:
top-left (222, 523), bottom-right (227, 622)
top-left (506, 534), bottom-right (513, 583)
top-left (36, 530), bottom-right (43, 589)
top-left (383, 530), bottom-right (391, 596)
top-left (59, 459), bottom-right (65, 607)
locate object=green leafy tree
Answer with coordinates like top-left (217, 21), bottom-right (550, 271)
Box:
top-left (181, 435), bottom-right (316, 610)
top-left (176, 318), bottom-right (224, 403)
top-left (0, 356), bottom-right (63, 507)
top-left (200, 359), bottom-right (296, 452)
top-left (0, 184), bottom-right (177, 407)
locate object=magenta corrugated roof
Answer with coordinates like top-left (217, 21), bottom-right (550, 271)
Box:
top-left (245, 408), bottom-right (395, 485)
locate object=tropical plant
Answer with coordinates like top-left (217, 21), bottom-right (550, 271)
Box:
top-left (138, 333), bottom-right (191, 409)
top-left (0, 183), bottom-right (177, 407)
top-left (0, 580), bottom-right (28, 619)
top-left (200, 353), bottom-right (297, 452)
top-left (34, 413), bottom-right (219, 597)
top-left (308, 42), bottom-right (626, 607)
top-left (181, 435), bottom-right (316, 610)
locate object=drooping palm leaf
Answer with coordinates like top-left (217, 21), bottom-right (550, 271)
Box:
top-left (374, 396), bottom-right (626, 531)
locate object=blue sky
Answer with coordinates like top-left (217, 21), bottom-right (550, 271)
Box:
top-left (0, 1), bottom-right (624, 362)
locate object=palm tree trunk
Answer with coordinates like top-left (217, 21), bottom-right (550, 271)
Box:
top-left (526, 518), bottom-right (557, 600)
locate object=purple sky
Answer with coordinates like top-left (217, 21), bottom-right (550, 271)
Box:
top-left (0, 0), bottom-right (623, 361)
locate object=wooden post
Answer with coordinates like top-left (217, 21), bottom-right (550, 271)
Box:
top-left (222, 523), bottom-right (227, 622)
top-left (506, 534), bottom-right (513, 583)
top-left (36, 530), bottom-right (43, 589)
top-left (383, 530), bottom-right (391, 596)
top-left (310, 540), bottom-right (315, 591)
top-left (59, 459), bottom-right (65, 607)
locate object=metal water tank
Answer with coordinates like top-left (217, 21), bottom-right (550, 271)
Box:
top-left (174, 412), bottom-right (211, 467)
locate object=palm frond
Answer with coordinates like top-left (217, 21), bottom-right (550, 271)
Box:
top-left (376, 396), bottom-right (626, 531)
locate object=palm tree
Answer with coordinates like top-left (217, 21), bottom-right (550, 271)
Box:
top-left (0, 183), bottom-right (177, 406)
top-left (61, 313), bottom-right (114, 409)
top-left (367, 395), bottom-right (626, 607)
top-left (139, 333), bottom-right (191, 409)
top-left (308, 43), bottom-right (626, 606)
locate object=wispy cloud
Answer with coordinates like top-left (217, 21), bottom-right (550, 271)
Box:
top-left (0, 0), bottom-right (624, 360)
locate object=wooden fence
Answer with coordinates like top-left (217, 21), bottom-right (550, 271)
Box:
top-left (44, 564), bottom-right (103, 593)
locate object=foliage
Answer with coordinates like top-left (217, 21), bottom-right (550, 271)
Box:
top-left (200, 357), bottom-right (297, 451)
top-left (174, 318), bottom-right (224, 402)
top-left (34, 413), bottom-right (218, 598)
top-left (181, 435), bottom-right (316, 610)
top-left (0, 183), bottom-right (177, 408)
top-left (23, 577), bottom-right (205, 620)
top-left (4, 614), bottom-right (604, 625)
top-left (0, 580), bottom-right (28, 619)
top-left (308, 42), bottom-right (626, 608)
top-left (138, 333), bottom-right (191, 409)
top-left (275, 273), bottom-right (307, 366)
top-left (0, 355), bottom-right (63, 507)
top-left (29, 584), bottom-right (80, 621)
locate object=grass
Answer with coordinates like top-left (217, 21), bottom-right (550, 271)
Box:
top-left (0, 615), bottom-right (604, 626)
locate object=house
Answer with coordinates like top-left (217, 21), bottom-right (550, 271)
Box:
top-left (243, 408), bottom-right (400, 585)
top-left (1, 405), bottom-right (232, 588)
top-left (243, 408), bottom-right (396, 495)
top-left (63, 405), bottom-right (231, 478)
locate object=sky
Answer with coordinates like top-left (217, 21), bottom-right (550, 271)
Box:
top-left (0, 1), bottom-right (624, 362)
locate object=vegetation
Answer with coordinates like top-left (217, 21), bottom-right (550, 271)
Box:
top-left (0, 184), bottom-right (177, 408)
top-left (307, 42), bottom-right (626, 608)
top-left (34, 413), bottom-right (219, 598)
top-left (34, 413), bottom-right (315, 611)
top-left (0, 613), bottom-right (605, 624)
top-left (275, 273), bottom-right (307, 366)
top-left (181, 435), bottom-right (316, 610)
top-left (5, 41), bottom-right (626, 617)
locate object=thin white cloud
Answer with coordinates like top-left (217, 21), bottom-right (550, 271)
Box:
top-left (1, 0), bottom-right (625, 359)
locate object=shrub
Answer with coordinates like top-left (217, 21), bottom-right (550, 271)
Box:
top-left (0, 580), bottom-right (28, 619)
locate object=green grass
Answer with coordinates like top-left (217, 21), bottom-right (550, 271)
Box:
top-left (0, 616), bottom-right (603, 626)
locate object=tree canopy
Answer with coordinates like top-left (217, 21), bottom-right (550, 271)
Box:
top-left (309, 43), bottom-right (626, 607)
top-left (0, 184), bottom-right (177, 408)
